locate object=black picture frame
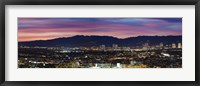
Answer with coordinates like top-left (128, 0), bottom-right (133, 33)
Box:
top-left (0, 0), bottom-right (199, 86)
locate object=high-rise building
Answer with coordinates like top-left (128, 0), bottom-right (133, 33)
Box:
top-left (178, 43), bottom-right (182, 48)
top-left (112, 44), bottom-right (118, 50)
top-left (117, 63), bottom-right (121, 68)
top-left (100, 45), bottom-right (106, 50)
top-left (172, 43), bottom-right (176, 48)
top-left (160, 43), bottom-right (164, 48)
top-left (143, 43), bottom-right (149, 50)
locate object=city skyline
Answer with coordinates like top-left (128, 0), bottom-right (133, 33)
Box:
top-left (18, 18), bottom-right (182, 42)
top-left (18, 39), bottom-right (182, 68)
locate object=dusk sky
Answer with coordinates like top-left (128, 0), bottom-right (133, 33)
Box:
top-left (18, 18), bottom-right (182, 42)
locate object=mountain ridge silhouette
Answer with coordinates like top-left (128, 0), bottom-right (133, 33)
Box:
top-left (19, 35), bottom-right (182, 47)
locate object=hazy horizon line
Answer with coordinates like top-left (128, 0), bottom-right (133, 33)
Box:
top-left (18, 35), bottom-right (182, 42)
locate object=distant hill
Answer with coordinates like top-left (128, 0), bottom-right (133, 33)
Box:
top-left (19, 35), bottom-right (182, 47)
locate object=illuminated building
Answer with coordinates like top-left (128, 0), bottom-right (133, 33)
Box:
top-left (100, 45), bottom-right (106, 50)
top-left (178, 43), bottom-right (182, 48)
top-left (117, 63), bottom-right (121, 68)
top-left (112, 44), bottom-right (118, 50)
top-left (160, 42), bottom-right (164, 48)
top-left (122, 47), bottom-right (131, 51)
top-left (130, 61), bottom-right (137, 65)
top-left (143, 43), bottom-right (149, 50)
top-left (172, 43), bottom-right (176, 48)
